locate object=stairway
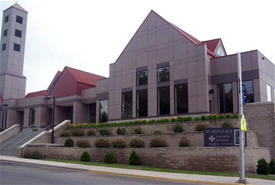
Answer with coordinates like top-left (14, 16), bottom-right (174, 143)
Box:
top-left (0, 127), bottom-right (44, 156)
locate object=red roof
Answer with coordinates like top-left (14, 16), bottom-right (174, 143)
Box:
top-left (202, 39), bottom-right (220, 53)
top-left (4, 3), bottom-right (28, 13)
top-left (25, 90), bottom-right (48, 98)
top-left (65, 66), bottom-right (106, 86)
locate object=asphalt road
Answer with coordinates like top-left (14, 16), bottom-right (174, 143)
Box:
top-left (0, 161), bottom-right (199, 185)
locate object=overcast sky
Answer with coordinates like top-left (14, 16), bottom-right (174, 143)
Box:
top-left (1, 0), bottom-right (275, 93)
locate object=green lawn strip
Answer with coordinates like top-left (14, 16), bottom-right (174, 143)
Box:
top-left (42, 158), bottom-right (275, 181)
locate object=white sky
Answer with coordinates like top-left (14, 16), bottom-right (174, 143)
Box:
top-left (0, 0), bottom-right (275, 94)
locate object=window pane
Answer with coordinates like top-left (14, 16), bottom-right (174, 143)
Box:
top-left (243, 80), bottom-right (254, 103)
top-left (175, 83), bottom-right (188, 114)
top-left (99, 100), bottom-right (108, 122)
top-left (3, 29), bottom-right (8, 37)
top-left (16, 16), bottom-right (23, 24)
top-left (5, 16), bottom-right (9, 23)
top-left (89, 103), bottom-right (96, 123)
top-left (29, 108), bottom-right (35, 126)
top-left (13, 43), bottom-right (20, 52)
top-left (15, 29), bottom-right (22, 38)
top-left (136, 70), bottom-right (148, 86)
top-left (157, 66), bottom-right (170, 83)
top-left (136, 89), bottom-right (148, 117)
top-left (2, 44), bottom-right (6, 51)
top-left (218, 83), bottom-right (233, 113)
top-left (158, 86), bottom-right (170, 115)
top-left (121, 91), bottom-right (132, 119)
top-left (267, 85), bottom-right (271, 102)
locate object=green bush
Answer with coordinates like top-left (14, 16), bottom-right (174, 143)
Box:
top-left (257, 158), bottom-right (270, 175)
top-left (129, 138), bottom-right (145, 148)
top-left (225, 114), bottom-right (233, 119)
top-left (153, 130), bottom-right (162, 135)
top-left (60, 132), bottom-right (70, 137)
top-left (134, 128), bottom-right (143, 134)
top-left (112, 139), bottom-right (127, 148)
top-left (194, 117), bottom-right (201, 121)
top-left (87, 130), bottom-right (96, 136)
top-left (99, 129), bottom-right (112, 136)
top-left (148, 119), bottom-right (156, 124)
top-left (195, 124), bottom-right (207, 131)
top-left (176, 117), bottom-right (184, 122)
top-left (71, 130), bottom-right (85, 137)
top-left (173, 124), bottom-right (184, 132)
top-left (104, 152), bottom-right (116, 164)
top-left (76, 140), bottom-right (90, 148)
top-left (222, 122), bottom-right (234, 128)
top-left (170, 118), bottom-right (177, 122)
top-left (218, 114), bottom-right (225, 119)
top-left (270, 159), bottom-right (275, 174)
top-left (179, 137), bottom-right (190, 147)
top-left (200, 115), bottom-right (207, 121)
top-left (117, 128), bottom-right (127, 135)
top-left (182, 116), bottom-right (193, 122)
top-left (129, 150), bottom-right (141, 165)
top-left (94, 139), bottom-right (110, 148)
top-left (150, 137), bottom-right (167, 147)
top-left (81, 152), bottom-right (91, 162)
top-left (64, 138), bottom-right (74, 147)
top-left (24, 151), bottom-right (43, 159)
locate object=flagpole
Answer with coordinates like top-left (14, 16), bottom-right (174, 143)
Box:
top-left (237, 52), bottom-right (246, 183)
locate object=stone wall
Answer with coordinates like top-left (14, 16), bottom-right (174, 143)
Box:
top-left (24, 145), bottom-right (270, 173)
top-left (244, 102), bottom-right (275, 158)
top-left (0, 124), bottom-right (19, 143)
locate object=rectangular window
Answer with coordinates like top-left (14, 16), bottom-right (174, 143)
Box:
top-left (267, 85), bottom-right (271, 102)
top-left (2, 44), bottom-right (6, 51)
top-left (157, 86), bottom-right (170, 115)
top-left (4, 16), bottom-right (9, 23)
top-left (99, 100), bottom-right (108, 122)
top-left (218, 83), bottom-right (233, 113)
top-left (16, 16), bottom-right (23, 24)
top-left (136, 69), bottom-right (148, 86)
top-left (243, 80), bottom-right (254, 103)
top-left (136, 89), bottom-right (148, 117)
top-left (121, 91), bottom-right (132, 119)
top-left (3, 29), bottom-right (8, 37)
top-left (175, 83), bottom-right (188, 114)
top-left (29, 108), bottom-right (35, 126)
top-left (15, 29), bottom-right (22, 38)
top-left (13, 43), bottom-right (20, 52)
top-left (157, 66), bottom-right (170, 83)
top-left (89, 103), bottom-right (96, 123)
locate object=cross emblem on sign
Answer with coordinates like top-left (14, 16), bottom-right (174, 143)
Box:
top-left (208, 135), bottom-right (215, 142)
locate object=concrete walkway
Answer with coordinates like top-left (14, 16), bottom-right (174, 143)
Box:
top-left (0, 155), bottom-right (274, 185)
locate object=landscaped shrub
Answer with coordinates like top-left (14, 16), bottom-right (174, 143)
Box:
top-left (64, 138), bottom-right (74, 147)
top-left (71, 130), bottom-right (85, 136)
top-left (104, 152), bottom-right (116, 164)
top-left (195, 124), bottom-right (207, 131)
top-left (257, 158), bottom-right (270, 175)
top-left (117, 128), bottom-right (127, 135)
top-left (76, 140), bottom-right (90, 148)
top-left (173, 124), bottom-right (184, 132)
top-left (270, 159), bottom-right (275, 174)
top-left (170, 118), bottom-right (177, 122)
top-left (24, 151), bottom-right (43, 159)
top-left (134, 128), bottom-right (143, 134)
top-left (148, 119), bottom-right (156, 124)
top-left (129, 150), bottom-right (141, 165)
top-left (200, 115), bottom-right (207, 121)
top-left (176, 117), bottom-right (183, 122)
top-left (222, 122), bottom-right (234, 128)
top-left (150, 137), bottom-right (167, 147)
top-left (81, 152), bottom-right (91, 162)
top-left (129, 138), bottom-right (145, 148)
top-left (60, 132), bottom-right (70, 137)
top-left (218, 114), bottom-right (225, 119)
top-left (182, 116), bottom-right (193, 122)
top-left (112, 139), bottom-right (127, 148)
top-left (94, 139), bottom-right (111, 148)
top-left (87, 130), bottom-right (96, 136)
top-left (179, 137), bottom-right (190, 147)
top-left (153, 130), bottom-right (162, 135)
top-left (99, 129), bottom-right (112, 136)
top-left (194, 117), bottom-right (201, 121)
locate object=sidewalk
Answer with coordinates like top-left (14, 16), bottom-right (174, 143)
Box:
top-left (0, 155), bottom-right (274, 185)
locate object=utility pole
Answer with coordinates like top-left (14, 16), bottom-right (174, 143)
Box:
top-left (237, 52), bottom-right (246, 183)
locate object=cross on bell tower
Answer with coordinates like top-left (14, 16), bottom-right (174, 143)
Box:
top-left (0, 3), bottom-right (27, 99)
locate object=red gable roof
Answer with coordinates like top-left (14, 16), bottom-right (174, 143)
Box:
top-left (25, 90), bottom-right (48, 98)
top-left (202, 39), bottom-right (220, 53)
top-left (4, 3), bottom-right (28, 13)
top-left (65, 66), bottom-right (106, 86)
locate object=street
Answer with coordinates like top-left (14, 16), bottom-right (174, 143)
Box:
top-left (0, 161), bottom-right (199, 185)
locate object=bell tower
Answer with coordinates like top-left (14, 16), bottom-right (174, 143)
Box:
top-left (0, 3), bottom-right (27, 99)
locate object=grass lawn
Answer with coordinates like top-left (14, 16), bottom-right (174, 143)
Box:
top-left (43, 158), bottom-right (275, 181)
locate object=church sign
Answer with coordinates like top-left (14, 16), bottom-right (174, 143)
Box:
top-left (204, 128), bottom-right (246, 147)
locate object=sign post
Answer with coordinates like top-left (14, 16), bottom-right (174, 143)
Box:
top-left (237, 52), bottom-right (246, 183)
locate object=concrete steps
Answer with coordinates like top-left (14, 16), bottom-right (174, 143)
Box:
top-left (0, 127), bottom-right (44, 156)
